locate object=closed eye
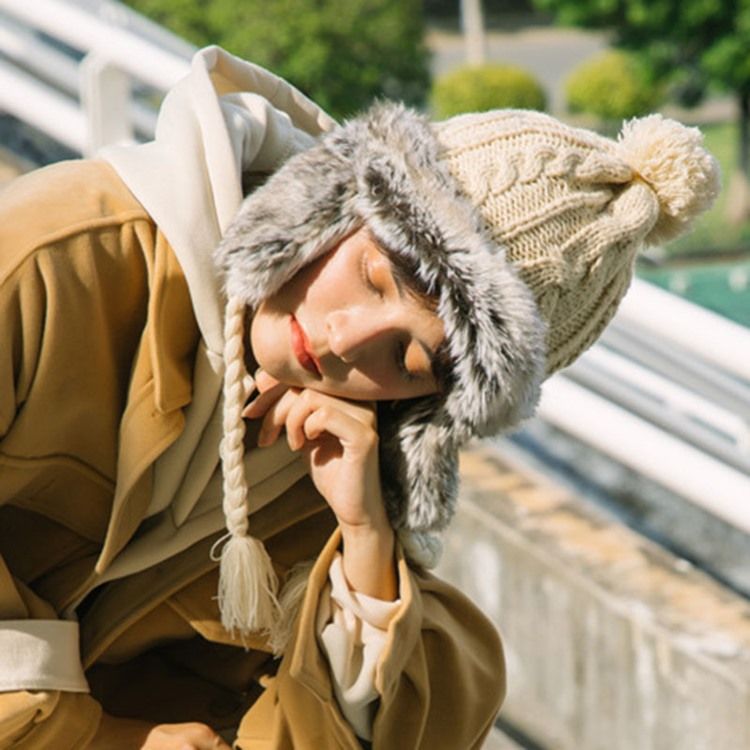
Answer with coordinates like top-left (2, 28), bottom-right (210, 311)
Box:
top-left (361, 253), bottom-right (382, 297)
top-left (398, 341), bottom-right (418, 382)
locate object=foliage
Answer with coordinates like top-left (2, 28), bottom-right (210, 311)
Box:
top-left (532, 0), bottom-right (750, 178)
top-left (425, 0), bottom-right (535, 17)
top-left (565, 50), bottom-right (660, 123)
top-left (432, 64), bottom-right (546, 118)
top-left (123, 0), bottom-right (430, 119)
top-left (532, 0), bottom-right (745, 93)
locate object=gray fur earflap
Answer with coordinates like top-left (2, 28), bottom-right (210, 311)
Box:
top-left (215, 102), bottom-right (547, 565)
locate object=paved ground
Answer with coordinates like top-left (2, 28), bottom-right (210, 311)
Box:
top-left (485, 727), bottom-right (526, 749)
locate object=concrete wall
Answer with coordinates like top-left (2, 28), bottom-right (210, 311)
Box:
top-left (438, 442), bottom-right (750, 750)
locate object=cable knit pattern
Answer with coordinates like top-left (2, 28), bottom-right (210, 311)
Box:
top-left (434, 108), bottom-right (720, 376)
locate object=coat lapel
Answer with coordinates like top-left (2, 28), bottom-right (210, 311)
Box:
top-left (95, 233), bottom-right (200, 574)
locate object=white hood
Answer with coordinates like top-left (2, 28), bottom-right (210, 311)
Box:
top-left (101, 45), bottom-right (337, 356)
top-left (93, 47), bottom-right (337, 581)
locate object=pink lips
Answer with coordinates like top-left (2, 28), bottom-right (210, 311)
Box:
top-left (290, 316), bottom-right (321, 376)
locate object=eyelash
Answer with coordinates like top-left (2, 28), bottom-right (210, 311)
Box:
top-left (398, 341), bottom-right (418, 382)
top-left (361, 253), bottom-right (417, 382)
top-left (361, 253), bottom-right (382, 297)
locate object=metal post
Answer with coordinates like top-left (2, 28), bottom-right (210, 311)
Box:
top-left (460, 0), bottom-right (486, 65)
top-left (79, 53), bottom-right (133, 156)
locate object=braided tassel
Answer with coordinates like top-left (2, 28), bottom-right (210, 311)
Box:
top-left (212, 295), bottom-right (280, 634)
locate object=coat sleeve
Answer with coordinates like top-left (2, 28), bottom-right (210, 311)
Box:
top-left (317, 552), bottom-right (402, 741)
top-left (0, 249), bottom-right (106, 750)
top-left (234, 529), bottom-right (505, 750)
top-left (0, 163), bottom-right (155, 749)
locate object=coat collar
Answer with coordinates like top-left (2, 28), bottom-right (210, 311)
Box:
top-left (285, 527), bottom-right (423, 703)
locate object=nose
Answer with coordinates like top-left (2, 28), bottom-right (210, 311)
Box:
top-left (325, 307), bottom-right (398, 363)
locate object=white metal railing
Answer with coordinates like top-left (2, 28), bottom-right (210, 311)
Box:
top-left (536, 277), bottom-right (750, 533)
top-left (0, 0), bottom-right (748, 533)
top-left (0, 0), bottom-right (192, 154)
top-left (616, 276), bottom-right (750, 383)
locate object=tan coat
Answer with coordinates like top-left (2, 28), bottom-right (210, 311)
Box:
top-left (0, 159), bottom-right (506, 748)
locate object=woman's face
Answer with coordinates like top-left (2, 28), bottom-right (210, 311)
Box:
top-left (250, 227), bottom-right (445, 401)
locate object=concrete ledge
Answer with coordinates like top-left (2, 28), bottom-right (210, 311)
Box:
top-left (438, 442), bottom-right (750, 750)
top-left (484, 727), bottom-right (526, 750)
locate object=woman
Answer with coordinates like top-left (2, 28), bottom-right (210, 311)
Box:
top-left (0, 45), bottom-right (718, 749)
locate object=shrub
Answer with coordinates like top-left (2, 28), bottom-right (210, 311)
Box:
top-left (565, 50), bottom-right (661, 123)
top-left (432, 64), bottom-right (547, 118)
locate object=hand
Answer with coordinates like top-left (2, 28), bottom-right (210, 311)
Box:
top-left (243, 370), bottom-right (388, 532)
top-left (89, 713), bottom-right (231, 750)
top-left (244, 370), bottom-right (398, 599)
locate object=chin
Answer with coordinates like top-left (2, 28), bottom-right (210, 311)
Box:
top-left (250, 310), bottom-right (281, 373)
top-left (249, 313), bottom-right (299, 385)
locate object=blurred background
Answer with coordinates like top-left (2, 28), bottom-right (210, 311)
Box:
top-left (0, 1), bottom-right (747, 748)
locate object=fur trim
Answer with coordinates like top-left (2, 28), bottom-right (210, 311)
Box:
top-left (215, 102), bottom-right (547, 561)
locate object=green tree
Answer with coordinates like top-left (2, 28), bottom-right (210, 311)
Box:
top-left (565, 50), bottom-right (661, 129)
top-left (533, 0), bottom-right (750, 209)
top-left (124, 0), bottom-right (430, 119)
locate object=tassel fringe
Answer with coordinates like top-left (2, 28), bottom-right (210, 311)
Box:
top-left (212, 533), bottom-right (281, 635)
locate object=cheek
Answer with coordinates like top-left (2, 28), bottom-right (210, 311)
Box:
top-left (248, 308), bottom-right (266, 361)
top-left (249, 304), bottom-right (282, 371)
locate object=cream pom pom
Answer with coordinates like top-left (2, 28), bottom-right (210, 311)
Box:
top-left (617, 114), bottom-right (721, 245)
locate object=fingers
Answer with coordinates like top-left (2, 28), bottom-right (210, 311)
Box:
top-left (256, 389), bottom-right (377, 452)
top-left (255, 387), bottom-right (301, 447)
top-left (141, 721), bottom-right (231, 749)
top-left (242, 379), bottom-right (290, 420)
top-left (302, 404), bottom-right (378, 455)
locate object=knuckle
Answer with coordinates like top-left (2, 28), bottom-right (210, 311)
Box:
top-left (192, 723), bottom-right (216, 740)
top-left (316, 405), bottom-right (333, 422)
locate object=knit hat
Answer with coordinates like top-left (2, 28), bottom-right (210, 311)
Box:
top-left (213, 102), bottom-right (720, 635)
